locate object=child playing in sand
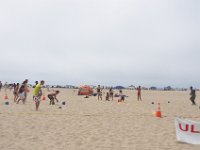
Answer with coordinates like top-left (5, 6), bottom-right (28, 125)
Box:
top-left (48, 90), bottom-right (60, 105)
top-left (17, 85), bottom-right (26, 104)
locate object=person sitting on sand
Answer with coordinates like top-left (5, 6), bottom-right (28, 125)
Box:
top-left (17, 85), bottom-right (26, 104)
top-left (48, 90), bottom-right (60, 105)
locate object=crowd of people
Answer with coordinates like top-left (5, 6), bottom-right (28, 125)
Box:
top-left (95, 85), bottom-right (142, 102)
top-left (0, 79), bottom-right (60, 111)
top-left (1, 80), bottom-right (198, 111)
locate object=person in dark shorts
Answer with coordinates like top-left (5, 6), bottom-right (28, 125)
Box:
top-left (48, 90), bottom-right (60, 105)
top-left (190, 86), bottom-right (196, 105)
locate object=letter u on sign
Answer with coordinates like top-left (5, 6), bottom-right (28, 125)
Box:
top-left (179, 124), bottom-right (189, 131)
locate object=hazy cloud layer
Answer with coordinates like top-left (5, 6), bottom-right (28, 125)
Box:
top-left (0, 0), bottom-right (199, 87)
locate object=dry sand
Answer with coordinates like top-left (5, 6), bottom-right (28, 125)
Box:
top-left (0, 88), bottom-right (200, 150)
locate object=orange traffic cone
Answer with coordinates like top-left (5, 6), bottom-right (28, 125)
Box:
top-left (42, 95), bottom-right (46, 101)
top-left (4, 94), bottom-right (8, 100)
top-left (155, 103), bottom-right (162, 118)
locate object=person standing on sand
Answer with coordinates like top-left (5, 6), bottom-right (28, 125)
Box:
top-left (33, 80), bottom-right (45, 111)
top-left (119, 89), bottom-right (125, 102)
top-left (97, 85), bottom-right (102, 100)
top-left (0, 81), bottom-right (2, 92)
top-left (190, 86), bottom-right (196, 105)
top-left (137, 86), bottom-right (142, 101)
top-left (16, 85), bottom-right (26, 104)
top-left (109, 87), bottom-right (114, 100)
top-left (13, 83), bottom-right (20, 102)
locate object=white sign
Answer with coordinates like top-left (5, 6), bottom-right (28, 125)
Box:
top-left (175, 117), bottom-right (200, 144)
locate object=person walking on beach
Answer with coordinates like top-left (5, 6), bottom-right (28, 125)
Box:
top-left (33, 80), bottom-right (45, 111)
top-left (97, 85), bottom-right (102, 100)
top-left (137, 86), bottom-right (142, 101)
top-left (0, 81), bottom-right (2, 92)
top-left (190, 86), bottom-right (196, 105)
top-left (16, 85), bottom-right (26, 104)
top-left (13, 83), bottom-right (20, 102)
top-left (22, 79), bottom-right (29, 104)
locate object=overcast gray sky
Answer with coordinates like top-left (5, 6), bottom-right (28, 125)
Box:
top-left (0, 0), bottom-right (199, 87)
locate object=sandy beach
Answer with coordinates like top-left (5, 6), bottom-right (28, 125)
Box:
top-left (0, 88), bottom-right (200, 150)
